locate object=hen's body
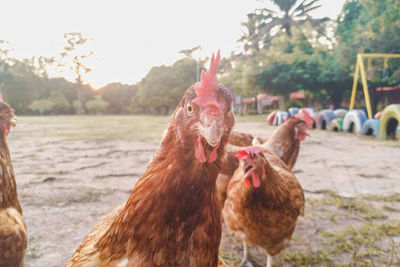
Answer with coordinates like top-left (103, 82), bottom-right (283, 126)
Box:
top-left (262, 116), bottom-right (309, 170)
top-left (223, 148), bottom-right (304, 266)
top-left (0, 133), bottom-right (27, 267)
top-left (68, 140), bottom-right (223, 266)
top-left (218, 117), bottom-right (308, 210)
top-left (67, 52), bottom-right (235, 267)
top-left (216, 144), bottom-right (242, 209)
top-left (228, 131), bottom-right (267, 147)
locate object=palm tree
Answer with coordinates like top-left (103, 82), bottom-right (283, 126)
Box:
top-left (239, 0), bottom-right (330, 51)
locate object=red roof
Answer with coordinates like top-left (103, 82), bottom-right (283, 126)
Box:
top-left (290, 91), bottom-right (305, 99)
top-left (376, 83), bottom-right (400, 92)
top-left (242, 93), bottom-right (280, 104)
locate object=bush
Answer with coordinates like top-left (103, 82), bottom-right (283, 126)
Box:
top-left (86, 96), bottom-right (110, 115)
top-left (29, 100), bottom-right (54, 115)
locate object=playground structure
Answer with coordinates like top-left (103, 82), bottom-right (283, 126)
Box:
top-left (266, 54), bottom-right (400, 141)
top-left (348, 53), bottom-right (400, 140)
top-left (349, 53), bottom-right (400, 119)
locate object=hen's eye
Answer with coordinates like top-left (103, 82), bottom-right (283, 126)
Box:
top-left (187, 103), bottom-right (193, 114)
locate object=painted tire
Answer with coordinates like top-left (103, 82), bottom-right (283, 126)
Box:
top-left (273, 111), bottom-right (289, 126)
top-left (266, 111), bottom-right (277, 125)
top-left (317, 109), bottom-right (337, 130)
top-left (361, 119), bottom-right (380, 136)
top-left (288, 107), bottom-right (300, 117)
top-left (378, 104), bottom-right (400, 140)
top-left (333, 109), bottom-right (348, 118)
top-left (343, 109), bottom-right (368, 133)
top-left (329, 118), bottom-right (343, 132)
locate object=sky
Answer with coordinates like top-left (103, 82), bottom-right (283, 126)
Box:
top-left (1, 0), bottom-right (346, 88)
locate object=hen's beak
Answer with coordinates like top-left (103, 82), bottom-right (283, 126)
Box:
top-left (200, 102), bottom-right (224, 147)
top-left (243, 162), bottom-right (256, 179)
top-left (10, 115), bottom-right (17, 127)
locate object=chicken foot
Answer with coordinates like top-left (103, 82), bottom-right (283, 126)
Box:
top-left (240, 242), bottom-right (262, 267)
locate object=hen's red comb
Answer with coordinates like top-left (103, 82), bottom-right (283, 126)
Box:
top-left (236, 146), bottom-right (262, 161)
top-left (294, 109), bottom-right (312, 128)
top-left (192, 50), bottom-right (221, 107)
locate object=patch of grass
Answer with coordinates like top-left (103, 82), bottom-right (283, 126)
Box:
top-left (321, 221), bottom-right (400, 265)
top-left (218, 248), bottom-right (241, 264)
top-left (277, 249), bottom-right (332, 266)
top-left (362, 193), bottom-right (400, 202)
top-left (322, 191), bottom-right (387, 220)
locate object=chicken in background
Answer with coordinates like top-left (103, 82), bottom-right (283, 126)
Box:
top-left (217, 111), bottom-right (311, 210)
top-left (260, 110), bottom-right (312, 170)
top-left (222, 146), bottom-right (304, 267)
top-left (228, 131), bottom-right (267, 147)
top-left (0, 100), bottom-right (27, 267)
top-left (66, 51), bottom-right (235, 266)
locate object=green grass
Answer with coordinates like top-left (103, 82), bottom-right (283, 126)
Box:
top-left (278, 249), bottom-right (332, 266)
top-left (322, 191), bottom-right (387, 220)
top-left (321, 221), bottom-right (400, 266)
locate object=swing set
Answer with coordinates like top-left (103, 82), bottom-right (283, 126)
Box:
top-left (349, 53), bottom-right (400, 119)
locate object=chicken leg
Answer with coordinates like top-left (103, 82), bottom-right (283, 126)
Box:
top-left (266, 254), bottom-right (272, 267)
top-left (240, 242), bottom-right (261, 267)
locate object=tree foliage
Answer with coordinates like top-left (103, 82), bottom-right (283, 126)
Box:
top-left (239, 0), bottom-right (330, 52)
top-left (86, 95), bottom-right (110, 114)
top-left (133, 57), bottom-right (199, 114)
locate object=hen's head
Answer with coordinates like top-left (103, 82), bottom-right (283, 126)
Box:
top-left (0, 101), bottom-right (16, 136)
top-left (236, 146), bottom-right (265, 188)
top-left (292, 109), bottom-right (312, 141)
top-left (173, 51), bottom-right (234, 163)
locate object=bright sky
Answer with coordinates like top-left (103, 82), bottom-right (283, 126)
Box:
top-left (1, 0), bottom-right (346, 88)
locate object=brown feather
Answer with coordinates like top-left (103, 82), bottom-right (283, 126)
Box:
top-left (222, 149), bottom-right (304, 256)
top-left (67, 84), bottom-right (234, 267)
top-left (228, 131), bottom-right (267, 147)
top-left (0, 133), bottom-right (27, 267)
top-left (262, 117), bottom-right (307, 170)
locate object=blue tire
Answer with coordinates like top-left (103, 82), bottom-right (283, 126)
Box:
top-left (361, 119), bottom-right (380, 136)
top-left (288, 107), bottom-right (300, 117)
top-left (334, 109), bottom-right (348, 118)
top-left (343, 109), bottom-right (368, 133)
top-left (317, 109), bottom-right (337, 130)
top-left (273, 111), bottom-right (289, 125)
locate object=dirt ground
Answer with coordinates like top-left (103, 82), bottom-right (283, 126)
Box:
top-left (8, 116), bottom-right (400, 266)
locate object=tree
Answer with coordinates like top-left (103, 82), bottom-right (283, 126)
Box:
top-left (98, 82), bottom-right (138, 114)
top-left (57, 33), bottom-right (93, 113)
top-left (239, 0), bottom-right (330, 51)
top-left (335, 0), bottom-right (400, 111)
top-left (48, 91), bottom-right (71, 114)
top-left (133, 57), bottom-right (198, 115)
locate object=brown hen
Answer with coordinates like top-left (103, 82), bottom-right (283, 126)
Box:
top-left (217, 112), bottom-right (310, 210)
top-left (66, 51), bottom-right (235, 267)
top-left (222, 146), bottom-right (304, 267)
top-left (0, 101), bottom-right (27, 267)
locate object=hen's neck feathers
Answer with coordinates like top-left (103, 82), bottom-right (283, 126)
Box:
top-left (96, 121), bottom-right (222, 262)
top-left (0, 134), bottom-right (22, 214)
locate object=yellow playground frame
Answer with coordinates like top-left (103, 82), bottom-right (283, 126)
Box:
top-left (349, 53), bottom-right (400, 119)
